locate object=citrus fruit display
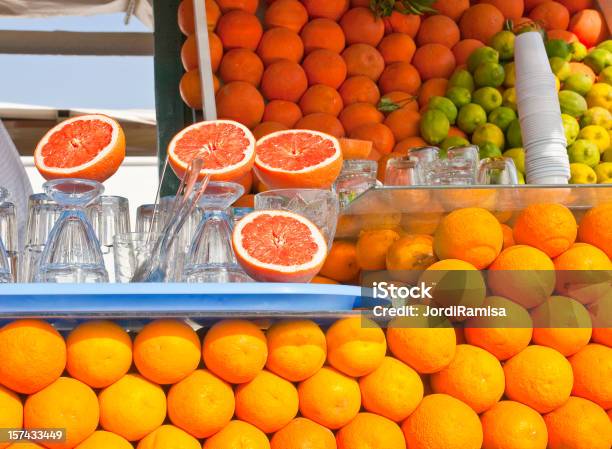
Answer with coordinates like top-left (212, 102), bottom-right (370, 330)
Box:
top-left (254, 129), bottom-right (343, 189)
top-left (34, 114), bottom-right (125, 183)
top-left (168, 119), bottom-right (256, 181)
top-left (232, 209), bottom-right (327, 282)
top-left (1, 315), bottom-right (612, 448)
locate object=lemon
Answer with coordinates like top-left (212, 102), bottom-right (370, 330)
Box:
top-left (546, 39), bottom-right (571, 61)
top-left (490, 31), bottom-right (515, 61)
top-left (488, 107), bottom-right (517, 132)
top-left (440, 135), bottom-right (470, 153)
top-left (503, 148), bottom-right (525, 173)
top-left (428, 96), bottom-right (458, 125)
top-left (420, 109), bottom-right (450, 145)
top-left (587, 83), bottom-right (612, 110)
top-left (570, 163), bottom-right (598, 184)
top-left (474, 63), bottom-right (505, 88)
top-left (467, 46), bottom-right (499, 73)
top-left (570, 41), bottom-right (587, 62)
top-left (472, 87), bottom-right (502, 113)
top-left (578, 125), bottom-right (610, 153)
top-left (448, 69), bottom-right (475, 92)
top-left (580, 107), bottom-right (612, 129)
top-left (561, 113), bottom-right (580, 145)
top-left (445, 86), bottom-right (471, 108)
top-left (472, 123), bottom-right (505, 150)
top-left (597, 40), bottom-right (612, 53)
top-left (502, 87), bottom-right (517, 111)
top-left (550, 57), bottom-right (571, 81)
top-left (559, 90), bottom-right (588, 118)
top-left (599, 66), bottom-right (612, 85)
top-left (603, 148), bottom-right (612, 162)
top-left (504, 62), bottom-right (516, 87)
top-left (568, 139), bottom-right (601, 167)
top-left (594, 162), bottom-right (612, 183)
top-left (457, 103), bottom-right (487, 134)
top-left (563, 73), bottom-right (593, 96)
top-left (517, 171), bottom-right (525, 184)
top-left (506, 119), bottom-right (523, 149)
top-left (478, 141), bottom-right (502, 159)
top-left (584, 48), bottom-right (612, 74)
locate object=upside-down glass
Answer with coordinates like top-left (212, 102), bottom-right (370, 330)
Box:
top-left (478, 157), bottom-right (520, 185)
top-left (87, 196), bottom-right (130, 282)
top-left (0, 187), bottom-right (13, 282)
top-left (406, 146), bottom-right (440, 185)
top-left (135, 204), bottom-right (170, 233)
top-left (0, 190), bottom-right (18, 281)
top-left (113, 232), bottom-right (161, 283)
top-left (384, 157), bottom-right (423, 186)
top-left (183, 182), bottom-right (252, 283)
top-left (254, 189), bottom-right (339, 249)
top-left (332, 160), bottom-right (378, 209)
top-left (35, 179), bottom-right (108, 283)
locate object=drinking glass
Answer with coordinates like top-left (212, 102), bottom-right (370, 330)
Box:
top-left (35, 179), bottom-right (108, 283)
top-left (332, 160), bottom-right (378, 209)
top-left (384, 157), bottom-right (423, 186)
top-left (135, 204), bottom-right (169, 233)
top-left (87, 196), bottom-right (130, 282)
top-left (255, 189), bottom-right (339, 249)
top-left (20, 194), bottom-right (63, 282)
top-left (0, 187), bottom-right (13, 283)
top-left (477, 157), bottom-right (520, 185)
top-left (232, 207), bottom-right (254, 224)
top-left (114, 232), bottom-right (161, 283)
top-left (183, 181), bottom-right (252, 283)
top-left (407, 146), bottom-right (440, 185)
top-left (0, 189), bottom-right (18, 281)
top-left (448, 145), bottom-right (480, 178)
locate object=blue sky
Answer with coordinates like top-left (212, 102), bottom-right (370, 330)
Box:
top-left (0, 14), bottom-right (155, 109)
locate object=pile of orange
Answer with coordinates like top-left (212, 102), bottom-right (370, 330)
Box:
top-left (0, 313), bottom-right (610, 449)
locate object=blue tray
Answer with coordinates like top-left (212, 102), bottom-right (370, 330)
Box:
top-left (0, 283), bottom-right (364, 318)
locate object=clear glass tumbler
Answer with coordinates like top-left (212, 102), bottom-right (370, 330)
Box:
top-left (113, 232), bottom-right (161, 283)
top-left (477, 157), bottom-right (520, 185)
top-left (0, 189), bottom-right (18, 281)
top-left (385, 157), bottom-right (423, 186)
top-left (135, 204), bottom-right (170, 233)
top-left (0, 187), bottom-right (13, 283)
top-left (332, 160), bottom-right (378, 209)
top-left (35, 179), bottom-right (108, 283)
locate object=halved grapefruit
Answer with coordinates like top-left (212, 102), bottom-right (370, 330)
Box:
top-left (232, 210), bottom-right (328, 283)
top-left (168, 119), bottom-right (256, 182)
top-left (254, 129), bottom-right (343, 189)
top-left (34, 114), bottom-right (125, 182)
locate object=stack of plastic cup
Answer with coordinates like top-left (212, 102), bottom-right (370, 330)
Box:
top-left (515, 32), bottom-right (570, 184)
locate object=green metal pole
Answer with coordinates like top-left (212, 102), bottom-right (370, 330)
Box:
top-left (153, 0), bottom-right (190, 196)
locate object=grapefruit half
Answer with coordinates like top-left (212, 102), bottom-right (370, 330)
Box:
top-left (34, 114), bottom-right (126, 182)
top-left (254, 129), bottom-right (343, 189)
top-left (232, 210), bottom-right (328, 283)
top-left (168, 119), bottom-right (256, 182)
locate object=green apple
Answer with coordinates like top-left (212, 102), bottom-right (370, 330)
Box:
top-left (568, 139), bottom-right (601, 167)
top-left (570, 163), bottom-right (597, 184)
top-left (594, 162), bottom-right (612, 183)
top-left (503, 148), bottom-right (525, 173)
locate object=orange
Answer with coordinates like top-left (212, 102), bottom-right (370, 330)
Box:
top-left (310, 275), bottom-right (339, 284)
top-left (326, 316), bottom-right (386, 377)
top-left (481, 0), bottom-right (525, 19)
top-left (569, 62), bottom-right (597, 83)
top-left (75, 431), bottom-right (132, 449)
top-left (203, 319), bottom-right (267, 384)
top-left (481, 401), bottom-right (548, 449)
top-left (98, 374), bottom-right (166, 441)
top-left (544, 396), bottom-right (612, 449)
top-left (378, 62), bottom-right (422, 94)
top-left (569, 9), bottom-right (607, 48)
top-left (384, 108), bottom-right (421, 142)
top-left (66, 320), bottom-right (132, 389)
top-left (257, 28), bottom-right (304, 66)
top-left (340, 7), bottom-right (385, 47)
top-left (394, 136), bottom-right (427, 152)
top-left (270, 418), bottom-right (335, 449)
top-left (529, 1), bottom-right (570, 31)
top-left (557, 0), bottom-right (593, 14)
top-left (0, 319), bottom-right (66, 394)
top-left (302, 0), bottom-right (348, 21)
top-left (385, 233), bottom-right (436, 274)
top-left (432, 0), bottom-right (469, 21)
top-left (434, 207), bottom-right (503, 269)
top-left (417, 15), bottom-right (460, 48)
top-left (203, 420), bottom-right (270, 449)
top-left (216, 0), bottom-right (257, 13)
top-left (24, 377), bottom-right (98, 449)
top-left (339, 102), bottom-right (384, 134)
top-left (299, 85), bottom-right (343, 117)
top-left (253, 121), bottom-right (288, 140)
top-left (338, 136), bottom-right (374, 159)
top-left (7, 444), bottom-right (44, 449)
top-left (387, 316), bottom-right (457, 374)
top-left (514, 203), bottom-right (577, 258)
top-left (300, 18), bottom-right (346, 54)
top-left (216, 10), bottom-right (263, 51)
top-left (235, 370), bottom-right (299, 433)
top-left (418, 78), bottom-right (448, 108)
top-left (302, 49), bottom-right (347, 89)
top-left (548, 29), bottom-right (579, 42)
top-left (0, 386), bottom-right (22, 449)
top-left (530, 295), bottom-right (592, 356)
top-left (266, 319), bottom-right (327, 382)
top-left (342, 44), bottom-right (385, 81)
top-left (263, 100), bottom-right (303, 128)
top-left (377, 33), bottom-right (416, 65)
top-left (413, 43), bottom-right (456, 81)
top-left (387, 10), bottom-right (420, 37)
top-left (298, 366), bottom-right (361, 429)
top-left (219, 49), bottom-right (264, 86)
top-left (359, 356), bottom-right (423, 422)
top-left (260, 60), bottom-right (308, 102)
top-left (167, 369), bottom-right (235, 438)
top-left (178, 0), bottom-right (221, 35)
top-left (578, 204), bottom-right (612, 259)
top-left (488, 245), bottom-right (556, 309)
top-left (447, 126), bottom-right (467, 138)
top-left (402, 394), bottom-right (484, 449)
top-left (459, 4), bottom-right (505, 44)
top-left (350, 123), bottom-right (395, 155)
top-left (337, 413), bottom-right (406, 449)
top-left (264, 0), bottom-right (308, 33)
top-left (216, 81), bottom-right (265, 129)
top-left (592, 327), bottom-right (612, 347)
top-left (500, 223), bottom-right (515, 249)
top-left (569, 343), bottom-right (612, 409)
top-left (181, 32), bottom-right (223, 72)
top-left (355, 228), bottom-right (400, 270)
top-left (453, 39), bottom-right (485, 66)
top-left (295, 113), bottom-right (346, 138)
top-left (133, 319), bottom-right (200, 385)
top-left (339, 76), bottom-right (380, 105)
top-left (319, 240), bottom-right (360, 282)
top-left (504, 345), bottom-right (573, 413)
top-left (137, 425), bottom-right (200, 449)
top-left (431, 344), bottom-right (505, 413)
